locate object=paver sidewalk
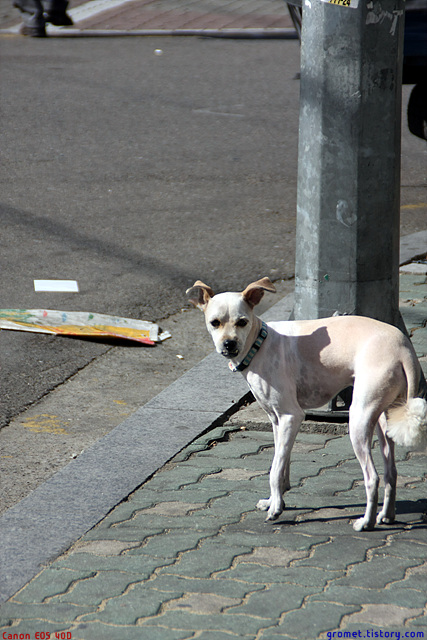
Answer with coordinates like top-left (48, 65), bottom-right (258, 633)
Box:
top-left (0, 272), bottom-right (426, 640)
top-left (0, 417), bottom-right (426, 639)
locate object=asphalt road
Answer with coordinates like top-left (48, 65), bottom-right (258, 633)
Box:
top-left (0, 33), bottom-right (426, 429)
top-left (0, 35), bottom-right (301, 428)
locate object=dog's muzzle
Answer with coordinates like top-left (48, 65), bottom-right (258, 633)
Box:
top-left (221, 339), bottom-right (239, 358)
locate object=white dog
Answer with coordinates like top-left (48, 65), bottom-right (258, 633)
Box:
top-left (187, 277), bottom-right (427, 531)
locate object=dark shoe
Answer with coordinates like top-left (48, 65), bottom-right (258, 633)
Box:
top-left (44, 10), bottom-right (73, 25)
top-left (19, 22), bottom-right (47, 36)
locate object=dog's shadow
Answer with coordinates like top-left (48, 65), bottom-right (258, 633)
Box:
top-left (270, 498), bottom-right (427, 530)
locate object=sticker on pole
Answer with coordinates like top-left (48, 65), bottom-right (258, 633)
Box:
top-left (320, 0), bottom-right (359, 8)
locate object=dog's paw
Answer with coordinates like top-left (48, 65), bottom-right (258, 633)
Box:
top-left (256, 498), bottom-right (271, 512)
top-left (265, 509), bottom-right (282, 522)
top-left (376, 510), bottom-right (395, 526)
top-left (267, 501), bottom-right (285, 521)
top-left (353, 516), bottom-right (375, 532)
top-left (257, 497), bottom-right (284, 520)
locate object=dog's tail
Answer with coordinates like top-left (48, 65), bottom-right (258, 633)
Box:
top-left (386, 352), bottom-right (427, 449)
top-left (386, 398), bottom-right (427, 449)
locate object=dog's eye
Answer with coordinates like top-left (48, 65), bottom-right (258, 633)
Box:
top-left (210, 319), bottom-right (221, 328)
top-left (236, 318), bottom-right (248, 328)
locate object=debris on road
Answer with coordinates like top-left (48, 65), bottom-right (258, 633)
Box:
top-left (33, 280), bottom-right (80, 292)
top-left (0, 309), bottom-right (171, 344)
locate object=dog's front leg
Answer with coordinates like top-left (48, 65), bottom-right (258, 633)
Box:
top-left (257, 411), bottom-right (304, 521)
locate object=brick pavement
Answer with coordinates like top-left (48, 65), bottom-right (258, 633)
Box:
top-left (71, 0), bottom-right (294, 33)
top-left (0, 272), bottom-right (426, 639)
top-left (0, 0), bottom-right (295, 33)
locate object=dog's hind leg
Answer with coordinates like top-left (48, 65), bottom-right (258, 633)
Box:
top-left (257, 410), bottom-right (304, 521)
top-left (376, 413), bottom-right (397, 525)
top-left (349, 402), bottom-right (380, 531)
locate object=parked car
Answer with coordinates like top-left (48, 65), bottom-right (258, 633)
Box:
top-left (286, 0), bottom-right (427, 140)
top-left (403, 0), bottom-right (427, 140)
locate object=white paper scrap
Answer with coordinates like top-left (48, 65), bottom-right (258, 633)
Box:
top-left (34, 280), bottom-right (79, 292)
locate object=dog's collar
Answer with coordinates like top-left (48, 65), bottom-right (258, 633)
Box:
top-left (229, 321), bottom-right (268, 372)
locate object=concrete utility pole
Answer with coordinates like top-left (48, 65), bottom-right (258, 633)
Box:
top-left (293, 0), bottom-right (406, 327)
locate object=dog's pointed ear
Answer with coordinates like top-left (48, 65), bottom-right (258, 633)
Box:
top-left (242, 277), bottom-right (276, 308)
top-left (186, 280), bottom-right (215, 310)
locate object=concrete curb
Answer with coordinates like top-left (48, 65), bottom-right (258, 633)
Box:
top-left (399, 230), bottom-right (427, 265)
top-left (0, 26), bottom-right (298, 38)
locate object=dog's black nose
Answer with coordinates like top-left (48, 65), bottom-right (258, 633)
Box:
top-left (223, 340), bottom-right (238, 355)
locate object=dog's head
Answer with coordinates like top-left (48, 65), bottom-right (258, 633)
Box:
top-left (186, 278), bottom-right (276, 360)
